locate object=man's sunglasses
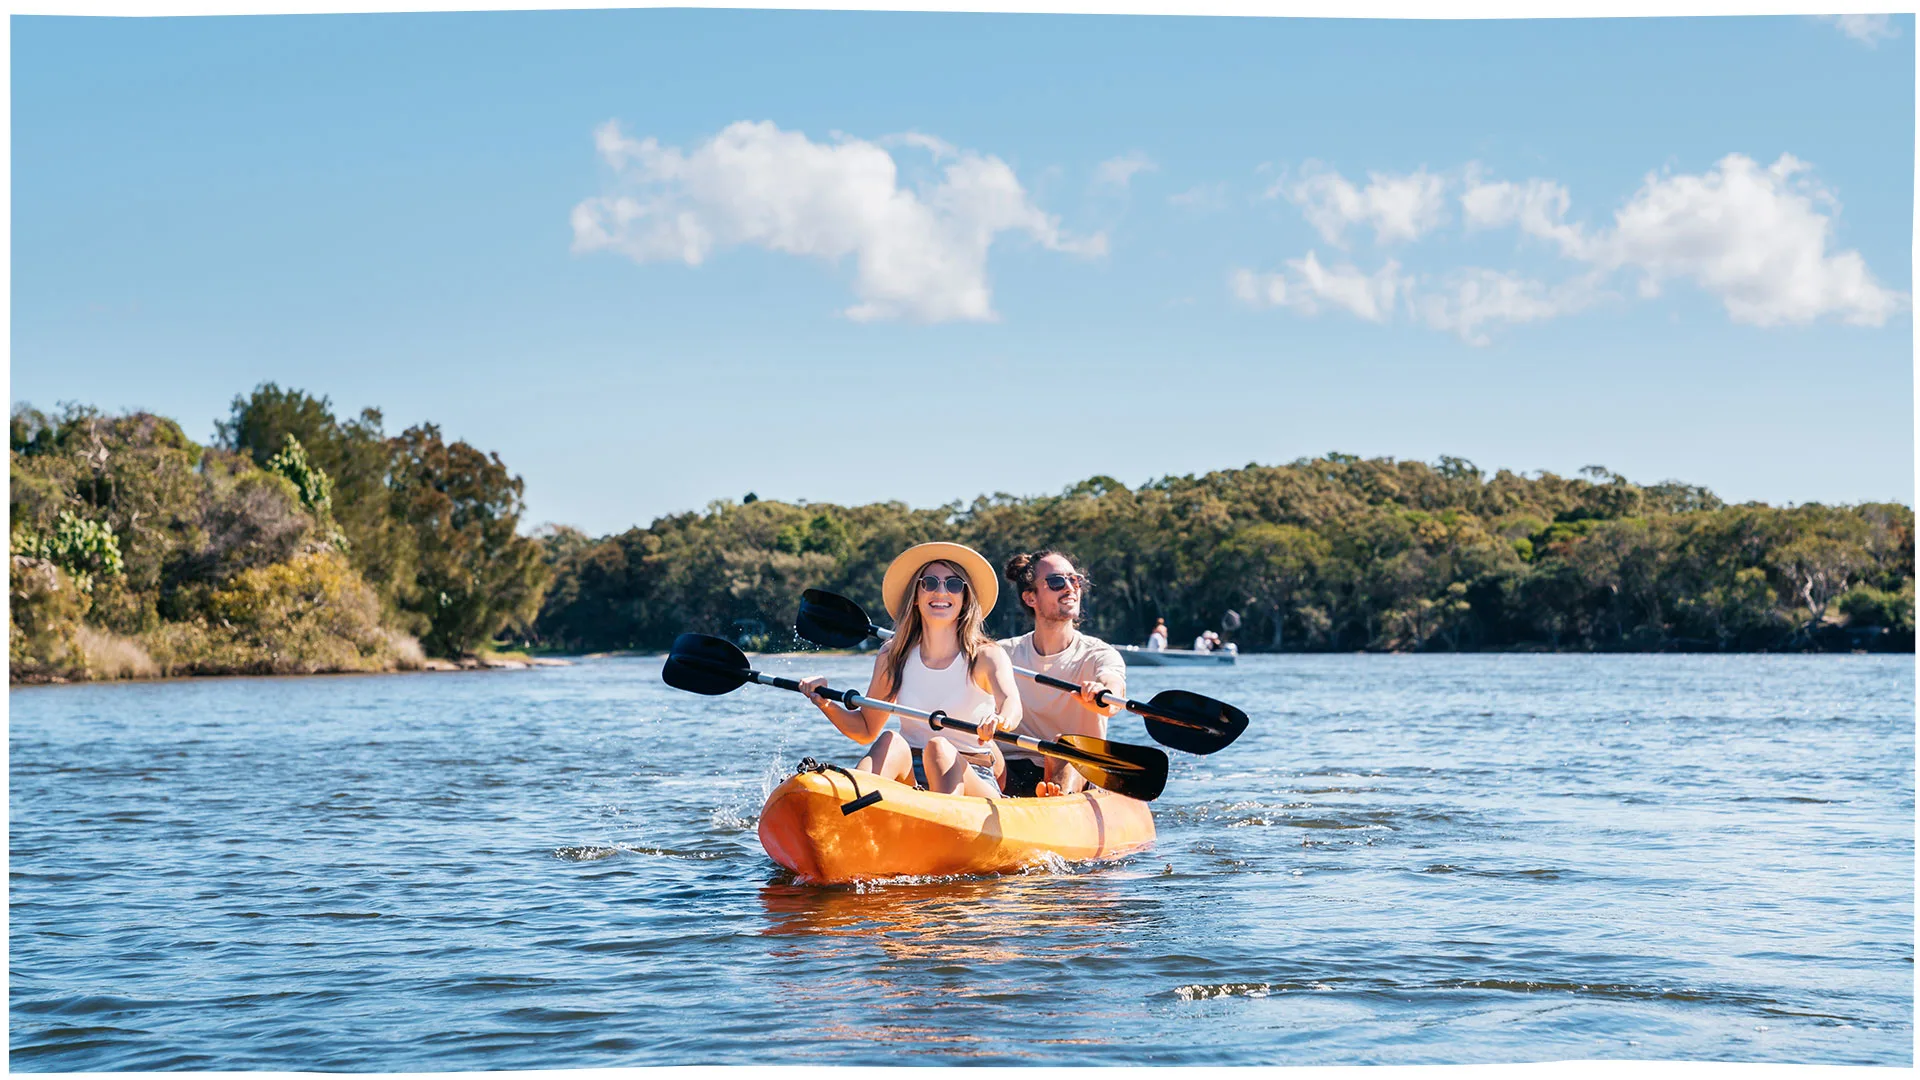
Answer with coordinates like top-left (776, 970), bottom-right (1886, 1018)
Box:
top-left (918, 575), bottom-right (968, 595)
top-left (1042, 573), bottom-right (1088, 592)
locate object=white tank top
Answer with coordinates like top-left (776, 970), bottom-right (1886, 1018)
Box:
top-left (892, 646), bottom-right (996, 757)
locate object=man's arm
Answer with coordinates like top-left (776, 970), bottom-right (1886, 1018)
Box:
top-left (1053, 647), bottom-right (1129, 793)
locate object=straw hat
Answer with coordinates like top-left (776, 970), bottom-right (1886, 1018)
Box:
top-left (880, 542), bottom-right (999, 623)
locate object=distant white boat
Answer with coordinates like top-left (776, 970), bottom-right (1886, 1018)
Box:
top-left (1117, 645), bottom-right (1236, 667)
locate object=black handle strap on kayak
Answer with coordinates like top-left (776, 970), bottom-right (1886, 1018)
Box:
top-left (794, 756), bottom-right (883, 815)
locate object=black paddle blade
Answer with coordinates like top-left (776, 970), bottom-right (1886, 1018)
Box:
top-left (1140, 690), bottom-right (1250, 755)
top-left (796, 589), bottom-right (879, 649)
top-left (662, 633), bottom-right (753, 696)
top-left (1054, 734), bottom-right (1169, 802)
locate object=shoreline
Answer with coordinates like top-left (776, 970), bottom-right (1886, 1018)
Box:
top-left (15, 643), bottom-right (1906, 688)
top-left (10, 655), bottom-right (573, 688)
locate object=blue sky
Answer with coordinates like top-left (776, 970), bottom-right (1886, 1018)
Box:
top-left (11, 10), bottom-right (1914, 536)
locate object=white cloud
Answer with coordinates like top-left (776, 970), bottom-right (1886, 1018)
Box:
top-left (1094, 151), bottom-right (1156, 189)
top-left (1463, 154), bottom-right (1903, 328)
top-left (1233, 252), bottom-right (1407, 323)
top-left (1416, 270), bottom-right (1603, 346)
top-left (1597, 153), bottom-right (1900, 327)
top-left (572, 119), bottom-right (1105, 323)
top-left (1822, 14), bottom-right (1899, 44)
top-left (1278, 165), bottom-right (1449, 247)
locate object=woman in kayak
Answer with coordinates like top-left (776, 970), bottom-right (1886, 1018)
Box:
top-left (797, 542), bottom-right (1023, 799)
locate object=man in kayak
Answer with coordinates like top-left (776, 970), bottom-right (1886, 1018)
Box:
top-left (796, 542), bottom-right (1023, 799)
top-left (998, 549), bottom-right (1127, 798)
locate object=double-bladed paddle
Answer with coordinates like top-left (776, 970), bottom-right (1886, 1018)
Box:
top-left (795, 588), bottom-right (1249, 756)
top-left (662, 632), bottom-right (1169, 802)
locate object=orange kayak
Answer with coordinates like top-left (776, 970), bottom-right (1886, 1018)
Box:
top-left (756, 766), bottom-right (1156, 884)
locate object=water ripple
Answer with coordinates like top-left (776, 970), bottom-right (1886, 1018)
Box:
top-left (9, 654), bottom-right (1912, 1068)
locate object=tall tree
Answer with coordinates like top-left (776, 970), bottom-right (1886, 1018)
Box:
top-left (387, 424), bottom-right (550, 656)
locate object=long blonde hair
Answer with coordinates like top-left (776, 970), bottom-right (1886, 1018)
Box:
top-left (880, 559), bottom-right (994, 696)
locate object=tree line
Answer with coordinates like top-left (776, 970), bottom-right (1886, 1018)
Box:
top-left (11, 385), bottom-right (1914, 682)
top-left (532, 458), bottom-right (1914, 656)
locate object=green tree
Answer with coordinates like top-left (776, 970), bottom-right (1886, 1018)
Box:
top-left (1213, 523), bottom-right (1328, 648)
top-left (387, 424), bottom-right (551, 656)
top-left (1771, 533), bottom-right (1869, 642)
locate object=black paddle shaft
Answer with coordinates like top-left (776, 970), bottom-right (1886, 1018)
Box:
top-left (1019, 668), bottom-right (1192, 729)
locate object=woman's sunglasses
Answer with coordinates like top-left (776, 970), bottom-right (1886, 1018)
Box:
top-left (1042, 573), bottom-right (1088, 592)
top-left (918, 575), bottom-right (968, 595)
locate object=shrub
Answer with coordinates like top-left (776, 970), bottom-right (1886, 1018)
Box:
top-left (9, 556), bottom-right (88, 680)
top-left (147, 551), bottom-right (422, 676)
top-left (1839, 581), bottom-right (1916, 633)
top-left (169, 468), bottom-right (316, 588)
top-left (11, 511), bottom-right (125, 590)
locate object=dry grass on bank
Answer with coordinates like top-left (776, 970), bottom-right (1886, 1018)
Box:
top-left (74, 626), bottom-right (159, 679)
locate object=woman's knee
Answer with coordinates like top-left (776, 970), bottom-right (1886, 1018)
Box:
top-left (923, 737), bottom-right (958, 770)
top-left (875, 730), bottom-right (910, 765)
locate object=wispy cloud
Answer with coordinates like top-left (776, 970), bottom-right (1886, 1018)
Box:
top-left (1275, 164), bottom-right (1449, 247)
top-left (1416, 270), bottom-right (1604, 346)
top-left (1233, 253), bottom-right (1408, 323)
top-left (1821, 14), bottom-right (1899, 45)
top-left (572, 120), bottom-right (1105, 324)
top-left (1238, 151), bottom-right (1905, 343)
top-left (1094, 151), bottom-right (1157, 190)
top-left (1168, 182), bottom-right (1228, 211)
top-left (1460, 170), bottom-right (1590, 258)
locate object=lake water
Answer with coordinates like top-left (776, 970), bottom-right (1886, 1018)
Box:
top-left (9, 653), bottom-right (1913, 1069)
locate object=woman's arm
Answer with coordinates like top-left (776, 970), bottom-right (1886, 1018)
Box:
top-left (799, 649), bottom-right (894, 744)
top-left (974, 644), bottom-right (1023, 739)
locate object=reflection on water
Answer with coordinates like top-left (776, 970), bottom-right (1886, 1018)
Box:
top-left (760, 870), bottom-right (1146, 959)
top-left (759, 870), bottom-right (1165, 1055)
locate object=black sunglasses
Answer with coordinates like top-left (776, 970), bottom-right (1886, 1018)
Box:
top-left (918, 574), bottom-right (968, 595)
top-left (1042, 573), bottom-right (1088, 592)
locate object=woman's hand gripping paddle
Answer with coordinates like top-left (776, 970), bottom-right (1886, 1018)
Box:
top-left (796, 588), bottom-right (1249, 756)
top-left (663, 632), bottom-right (1169, 802)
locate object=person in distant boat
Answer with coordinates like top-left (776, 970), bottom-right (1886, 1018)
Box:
top-left (1146, 619), bottom-right (1169, 651)
top-left (998, 549), bottom-right (1126, 798)
top-left (1193, 630), bottom-right (1214, 653)
top-left (796, 542), bottom-right (1022, 799)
